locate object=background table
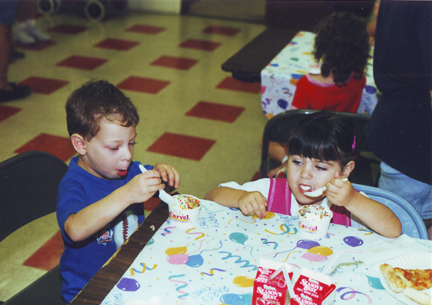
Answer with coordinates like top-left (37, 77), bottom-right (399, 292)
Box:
top-left (100, 200), bottom-right (432, 305)
top-left (261, 31), bottom-right (379, 118)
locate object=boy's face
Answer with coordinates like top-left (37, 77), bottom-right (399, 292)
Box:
top-left (77, 115), bottom-right (137, 179)
top-left (286, 155), bottom-right (343, 206)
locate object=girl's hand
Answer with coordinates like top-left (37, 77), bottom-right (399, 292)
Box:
top-left (237, 191), bottom-right (267, 219)
top-left (154, 163), bottom-right (180, 191)
top-left (124, 170), bottom-right (165, 204)
top-left (325, 172), bottom-right (357, 207)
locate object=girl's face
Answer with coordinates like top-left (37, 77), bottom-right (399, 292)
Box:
top-left (286, 154), bottom-right (348, 206)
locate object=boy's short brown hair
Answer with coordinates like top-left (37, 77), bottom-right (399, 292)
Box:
top-left (66, 79), bottom-right (139, 140)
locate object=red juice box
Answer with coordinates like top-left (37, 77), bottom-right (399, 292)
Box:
top-left (252, 259), bottom-right (294, 305)
top-left (290, 268), bottom-right (336, 305)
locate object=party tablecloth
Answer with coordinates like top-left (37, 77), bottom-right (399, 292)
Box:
top-left (101, 200), bottom-right (432, 305)
top-left (261, 31), bottom-right (379, 119)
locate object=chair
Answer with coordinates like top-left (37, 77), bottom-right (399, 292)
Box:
top-left (353, 183), bottom-right (428, 240)
top-left (0, 151), bottom-right (68, 305)
top-left (260, 109), bottom-right (378, 186)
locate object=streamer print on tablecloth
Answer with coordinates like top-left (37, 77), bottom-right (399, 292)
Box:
top-left (337, 287), bottom-right (373, 304)
top-left (161, 226), bottom-right (176, 236)
top-left (219, 251), bottom-right (257, 271)
top-left (229, 232), bottom-right (254, 257)
top-left (185, 227), bottom-right (205, 240)
top-left (352, 258), bottom-right (384, 290)
top-left (228, 212), bottom-right (275, 225)
top-left (130, 263), bottom-right (157, 276)
top-left (168, 274), bottom-right (189, 300)
top-left (265, 223), bottom-right (298, 235)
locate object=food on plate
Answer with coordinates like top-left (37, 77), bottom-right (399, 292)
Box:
top-left (403, 287), bottom-right (432, 305)
top-left (380, 263), bottom-right (432, 293)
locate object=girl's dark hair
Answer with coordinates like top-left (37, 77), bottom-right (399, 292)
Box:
top-left (66, 79), bottom-right (139, 140)
top-left (314, 12), bottom-right (370, 86)
top-left (288, 111), bottom-right (355, 167)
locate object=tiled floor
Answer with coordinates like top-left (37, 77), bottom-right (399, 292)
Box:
top-left (0, 9), bottom-right (268, 302)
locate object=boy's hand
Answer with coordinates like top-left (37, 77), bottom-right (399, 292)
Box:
top-left (124, 170), bottom-right (165, 204)
top-left (325, 172), bottom-right (357, 207)
top-left (154, 163), bottom-right (180, 191)
top-left (237, 191), bottom-right (267, 219)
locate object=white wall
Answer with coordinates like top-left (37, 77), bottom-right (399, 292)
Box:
top-left (128, 0), bottom-right (182, 14)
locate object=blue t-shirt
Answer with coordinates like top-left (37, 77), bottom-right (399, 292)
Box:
top-left (56, 156), bottom-right (153, 303)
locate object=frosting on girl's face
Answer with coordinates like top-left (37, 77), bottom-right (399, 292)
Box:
top-left (286, 155), bottom-right (342, 206)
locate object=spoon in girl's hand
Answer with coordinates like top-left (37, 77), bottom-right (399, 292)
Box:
top-left (139, 164), bottom-right (178, 207)
top-left (304, 178), bottom-right (348, 197)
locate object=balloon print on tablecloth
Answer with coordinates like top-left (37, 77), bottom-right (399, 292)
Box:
top-left (277, 99), bottom-right (288, 110)
top-left (352, 259), bottom-right (384, 290)
top-left (229, 211), bottom-right (275, 225)
top-left (165, 239), bottom-right (222, 267)
top-left (273, 239), bottom-right (320, 259)
top-left (117, 277), bottom-right (140, 292)
top-left (343, 236), bottom-right (364, 247)
top-left (290, 73), bottom-right (303, 86)
top-left (301, 245), bottom-right (333, 262)
top-left (229, 232), bottom-right (254, 256)
top-left (233, 276), bottom-right (255, 288)
top-left (220, 293), bottom-right (253, 305)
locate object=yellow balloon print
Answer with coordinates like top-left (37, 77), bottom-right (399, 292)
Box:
top-left (307, 245), bottom-right (333, 256)
top-left (165, 246), bottom-right (187, 256)
top-left (233, 275), bottom-right (255, 288)
top-left (252, 211), bottom-right (275, 220)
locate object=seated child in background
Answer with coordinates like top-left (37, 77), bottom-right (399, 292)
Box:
top-left (206, 111), bottom-right (401, 239)
top-left (56, 80), bottom-right (181, 304)
top-left (266, 12), bottom-right (371, 176)
top-left (290, 11), bottom-right (370, 112)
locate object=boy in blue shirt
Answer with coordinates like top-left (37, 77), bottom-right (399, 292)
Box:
top-left (56, 79), bottom-right (180, 303)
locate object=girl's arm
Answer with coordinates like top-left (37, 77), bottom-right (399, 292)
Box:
top-left (205, 187), bottom-right (267, 218)
top-left (326, 179), bottom-right (402, 238)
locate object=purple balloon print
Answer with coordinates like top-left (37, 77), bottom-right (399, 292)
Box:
top-left (343, 236), bottom-right (364, 247)
top-left (277, 99), bottom-right (288, 110)
top-left (117, 277), bottom-right (140, 292)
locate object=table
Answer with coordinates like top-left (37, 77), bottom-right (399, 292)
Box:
top-left (261, 31), bottom-right (379, 119)
top-left (221, 28), bottom-right (299, 83)
top-left (83, 199), bottom-right (432, 305)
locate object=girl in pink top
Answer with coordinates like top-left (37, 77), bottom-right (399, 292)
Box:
top-left (206, 111), bottom-right (401, 238)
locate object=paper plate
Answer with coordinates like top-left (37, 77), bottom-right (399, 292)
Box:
top-left (377, 252), bottom-right (432, 305)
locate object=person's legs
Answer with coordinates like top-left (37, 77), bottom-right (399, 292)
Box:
top-left (0, 1), bottom-right (32, 102)
top-left (379, 161), bottom-right (432, 239)
top-left (15, 0), bottom-right (50, 44)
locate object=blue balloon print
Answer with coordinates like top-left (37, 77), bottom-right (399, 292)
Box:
top-left (230, 232), bottom-right (248, 245)
top-left (343, 236), bottom-right (364, 247)
top-left (185, 254), bottom-right (204, 267)
top-left (365, 85), bottom-right (376, 94)
top-left (291, 73), bottom-right (303, 80)
top-left (117, 277), bottom-right (140, 292)
top-left (220, 293), bottom-right (253, 305)
top-left (277, 99), bottom-right (288, 110)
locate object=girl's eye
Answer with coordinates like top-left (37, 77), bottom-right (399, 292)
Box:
top-left (316, 166), bottom-right (327, 171)
top-left (129, 142), bottom-right (137, 146)
top-left (292, 160), bottom-right (301, 165)
top-left (109, 147), bottom-right (119, 151)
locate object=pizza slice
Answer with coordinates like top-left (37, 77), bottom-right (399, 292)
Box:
top-left (380, 263), bottom-right (432, 305)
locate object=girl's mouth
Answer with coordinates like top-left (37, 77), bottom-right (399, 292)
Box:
top-left (117, 170), bottom-right (127, 177)
top-left (299, 184), bottom-right (313, 194)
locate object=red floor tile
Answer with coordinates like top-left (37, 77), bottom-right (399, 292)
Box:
top-left (0, 105), bottom-right (21, 123)
top-left (151, 56), bottom-right (198, 70)
top-left (202, 25), bottom-right (240, 36)
top-left (216, 76), bottom-right (261, 94)
top-left (126, 24), bottom-right (166, 34)
top-left (23, 230), bottom-right (64, 271)
top-left (147, 132), bottom-right (215, 161)
top-left (179, 39), bottom-right (221, 51)
top-left (14, 40), bottom-right (56, 51)
top-left (56, 55), bottom-right (108, 70)
top-left (19, 77), bottom-right (69, 95)
top-left (117, 76), bottom-right (170, 94)
top-left (47, 24), bottom-right (88, 35)
top-left (186, 101), bottom-right (244, 123)
top-left (14, 133), bottom-right (76, 162)
top-left (95, 38), bottom-right (139, 51)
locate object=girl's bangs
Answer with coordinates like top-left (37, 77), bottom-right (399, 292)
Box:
top-left (289, 133), bottom-right (341, 162)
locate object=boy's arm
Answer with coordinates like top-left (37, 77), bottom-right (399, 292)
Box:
top-left (326, 179), bottom-right (402, 238)
top-left (64, 170), bottom-right (164, 242)
top-left (205, 187), bottom-right (267, 218)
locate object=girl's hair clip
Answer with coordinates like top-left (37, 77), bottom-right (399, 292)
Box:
top-left (352, 135), bottom-right (356, 150)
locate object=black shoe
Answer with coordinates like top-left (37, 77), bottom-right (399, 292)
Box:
top-left (11, 48), bottom-right (25, 60)
top-left (0, 83), bottom-right (32, 103)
